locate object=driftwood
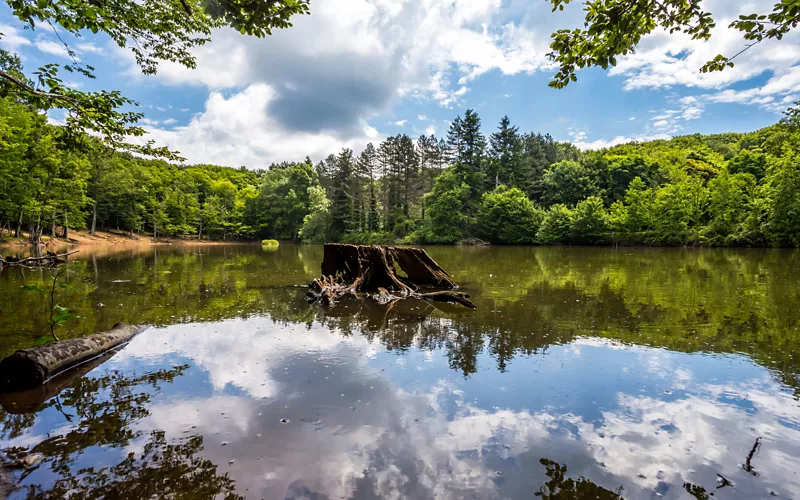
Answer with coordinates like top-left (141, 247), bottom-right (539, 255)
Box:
top-left (0, 250), bottom-right (79, 269)
top-left (307, 244), bottom-right (476, 309)
top-left (0, 347), bottom-right (121, 413)
top-left (0, 323), bottom-right (144, 392)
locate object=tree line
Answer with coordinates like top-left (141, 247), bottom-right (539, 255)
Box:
top-left (2, 92), bottom-right (800, 247)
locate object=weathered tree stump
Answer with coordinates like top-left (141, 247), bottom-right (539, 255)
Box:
top-left (0, 323), bottom-right (145, 392)
top-left (307, 244), bottom-right (476, 309)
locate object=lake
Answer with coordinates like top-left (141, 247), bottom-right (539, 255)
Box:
top-left (0, 244), bottom-right (799, 499)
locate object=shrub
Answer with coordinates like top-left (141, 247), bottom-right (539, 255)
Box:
top-left (478, 186), bottom-right (543, 244)
top-left (341, 231), bottom-right (396, 245)
top-left (537, 204), bottom-right (574, 244)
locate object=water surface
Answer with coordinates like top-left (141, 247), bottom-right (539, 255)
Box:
top-left (1, 245), bottom-right (799, 499)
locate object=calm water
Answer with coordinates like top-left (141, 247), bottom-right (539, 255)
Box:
top-left (0, 244), bottom-right (799, 499)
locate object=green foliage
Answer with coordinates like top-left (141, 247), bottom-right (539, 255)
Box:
top-left (2, 100), bottom-right (800, 249)
top-left (22, 267), bottom-right (80, 342)
top-left (571, 196), bottom-right (609, 244)
top-left (419, 169), bottom-right (472, 244)
top-left (261, 239), bottom-right (279, 247)
top-left (546, 0), bottom-right (794, 88)
top-left (537, 204), bottom-right (574, 244)
top-left (539, 161), bottom-right (599, 206)
top-left (0, 0), bottom-right (307, 154)
top-left (341, 231), bottom-right (396, 245)
top-left (478, 186), bottom-right (543, 244)
top-left (299, 185), bottom-right (332, 244)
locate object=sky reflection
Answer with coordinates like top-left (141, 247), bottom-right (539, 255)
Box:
top-left (4, 315), bottom-right (798, 499)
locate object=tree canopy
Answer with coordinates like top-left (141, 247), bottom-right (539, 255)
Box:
top-left (0, 0), bottom-right (309, 155)
top-left (547, 0), bottom-right (800, 88)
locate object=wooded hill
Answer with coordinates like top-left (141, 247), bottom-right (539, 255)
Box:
top-left (2, 96), bottom-right (799, 247)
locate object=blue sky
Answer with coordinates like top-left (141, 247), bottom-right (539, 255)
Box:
top-left (1, 0), bottom-right (797, 168)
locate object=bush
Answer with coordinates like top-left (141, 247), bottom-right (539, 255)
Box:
top-left (341, 231), bottom-right (396, 245)
top-left (478, 186), bottom-right (543, 244)
top-left (261, 239), bottom-right (280, 247)
top-left (571, 196), bottom-right (609, 244)
top-left (537, 204), bottom-right (574, 244)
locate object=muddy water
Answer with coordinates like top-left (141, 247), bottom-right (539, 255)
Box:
top-left (0, 245), bottom-right (799, 498)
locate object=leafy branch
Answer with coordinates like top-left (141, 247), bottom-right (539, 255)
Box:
top-left (22, 266), bottom-right (81, 344)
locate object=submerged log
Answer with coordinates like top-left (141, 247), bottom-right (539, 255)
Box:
top-left (0, 323), bottom-right (144, 392)
top-left (307, 244), bottom-right (475, 309)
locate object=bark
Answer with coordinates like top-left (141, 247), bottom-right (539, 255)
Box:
top-left (0, 323), bottom-right (144, 392)
top-left (15, 210), bottom-right (22, 238)
top-left (0, 347), bottom-right (119, 413)
top-left (307, 244), bottom-right (475, 309)
top-left (63, 211), bottom-right (68, 240)
top-left (90, 203), bottom-right (97, 235)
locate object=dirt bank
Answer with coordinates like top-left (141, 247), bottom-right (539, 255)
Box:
top-left (0, 229), bottom-right (257, 252)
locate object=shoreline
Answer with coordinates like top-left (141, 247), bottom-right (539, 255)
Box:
top-left (0, 230), bottom-right (259, 252)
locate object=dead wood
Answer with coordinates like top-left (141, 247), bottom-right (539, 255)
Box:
top-left (0, 250), bottom-right (79, 269)
top-left (0, 323), bottom-right (145, 392)
top-left (0, 347), bottom-right (121, 413)
top-left (307, 244), bottom-right (475, 309)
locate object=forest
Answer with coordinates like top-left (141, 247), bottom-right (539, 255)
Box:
top-left (2, 91), bottom-right (800, 247)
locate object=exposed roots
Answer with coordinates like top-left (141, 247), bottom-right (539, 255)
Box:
top-left (307, 244), bottom-right (475, 309)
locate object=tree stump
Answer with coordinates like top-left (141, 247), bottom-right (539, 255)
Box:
top-left (307, 244), bottom-right (476, 309)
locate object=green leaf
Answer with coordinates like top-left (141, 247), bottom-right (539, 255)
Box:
top-left (34, 335), bottom-right (56, 346)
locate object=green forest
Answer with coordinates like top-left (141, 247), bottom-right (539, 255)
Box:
top-left (2, 91), bottom-right (800, 247)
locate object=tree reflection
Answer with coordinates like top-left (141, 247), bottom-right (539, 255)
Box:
top-left (23, 431), bottom-right (242, 500)
top-left (2, 364), bottom-right (242, 499)
top-left (535, 459), bottom-right (623, 499)
top-left (2, 245), bottom-right (799, 393)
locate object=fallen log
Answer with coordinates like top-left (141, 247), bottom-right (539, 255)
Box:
top-left (0, 250), bottom-right (79, 268)
top-left (0, 323), bottom-right (145, 392)
top-left (0, 347), bottom-right (121, 413)
top-left (307, 244), bottom-right (475, 309)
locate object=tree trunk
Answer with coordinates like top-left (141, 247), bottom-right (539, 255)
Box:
top-left (0, 323), bottom-right (145, 392)
top-left (307, 244), bottom-right (474, 309)
top-left (15, 210), bottom-right (22, 238)
top-left (51, 214), bottom-right (56, 238)
top-left (0, 346), bottom-right (120, 413)
top-left (90, 203), bottom-right (97, 235)
top-left (63, 211), bottom-right (69, 240)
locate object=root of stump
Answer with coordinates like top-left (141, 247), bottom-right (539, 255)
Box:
top-left (307, 244), bottom-right (475, 309)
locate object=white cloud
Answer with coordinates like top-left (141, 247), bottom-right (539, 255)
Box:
top-left (76, 42), bottom-right (103, 54)
top-left (424, 124), bottom-right (437, 136)
top-left (161, 118), bottom-right (177, 126)
top-left (124, 0), bottom-right (569, 165)
top-left (418, 114), bottom-right (428, 120)
top-left (139, 85), bottom-right (377, 167)
top-left (34, 39), bottom-right (73, 59)
top-left (394, 119), bottom-right (408, 126)
top-left (567, 127), bottom-right (670, 150)
top-left (0, 24), bottom-right (32, 51)
top-left (628, 116), bottom-right (636, 121)
top-left (607, 0), bottom-right (800, 115)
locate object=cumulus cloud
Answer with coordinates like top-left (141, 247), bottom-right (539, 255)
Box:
top-left (126, 0), bottom-right (571, 166)
top-left (0, 24), bottom-right (31, 51)
top-left (114, 326), bottom-right (800, 499)
top-left (394, 119), bottom-right (408, 126)
top-left (608, 0), bottom-right (800, 115)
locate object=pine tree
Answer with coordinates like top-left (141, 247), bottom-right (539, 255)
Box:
top-left (489, 116), bottom-right (523, 189)
top-left (330, 148), bottom-right (354, 238)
